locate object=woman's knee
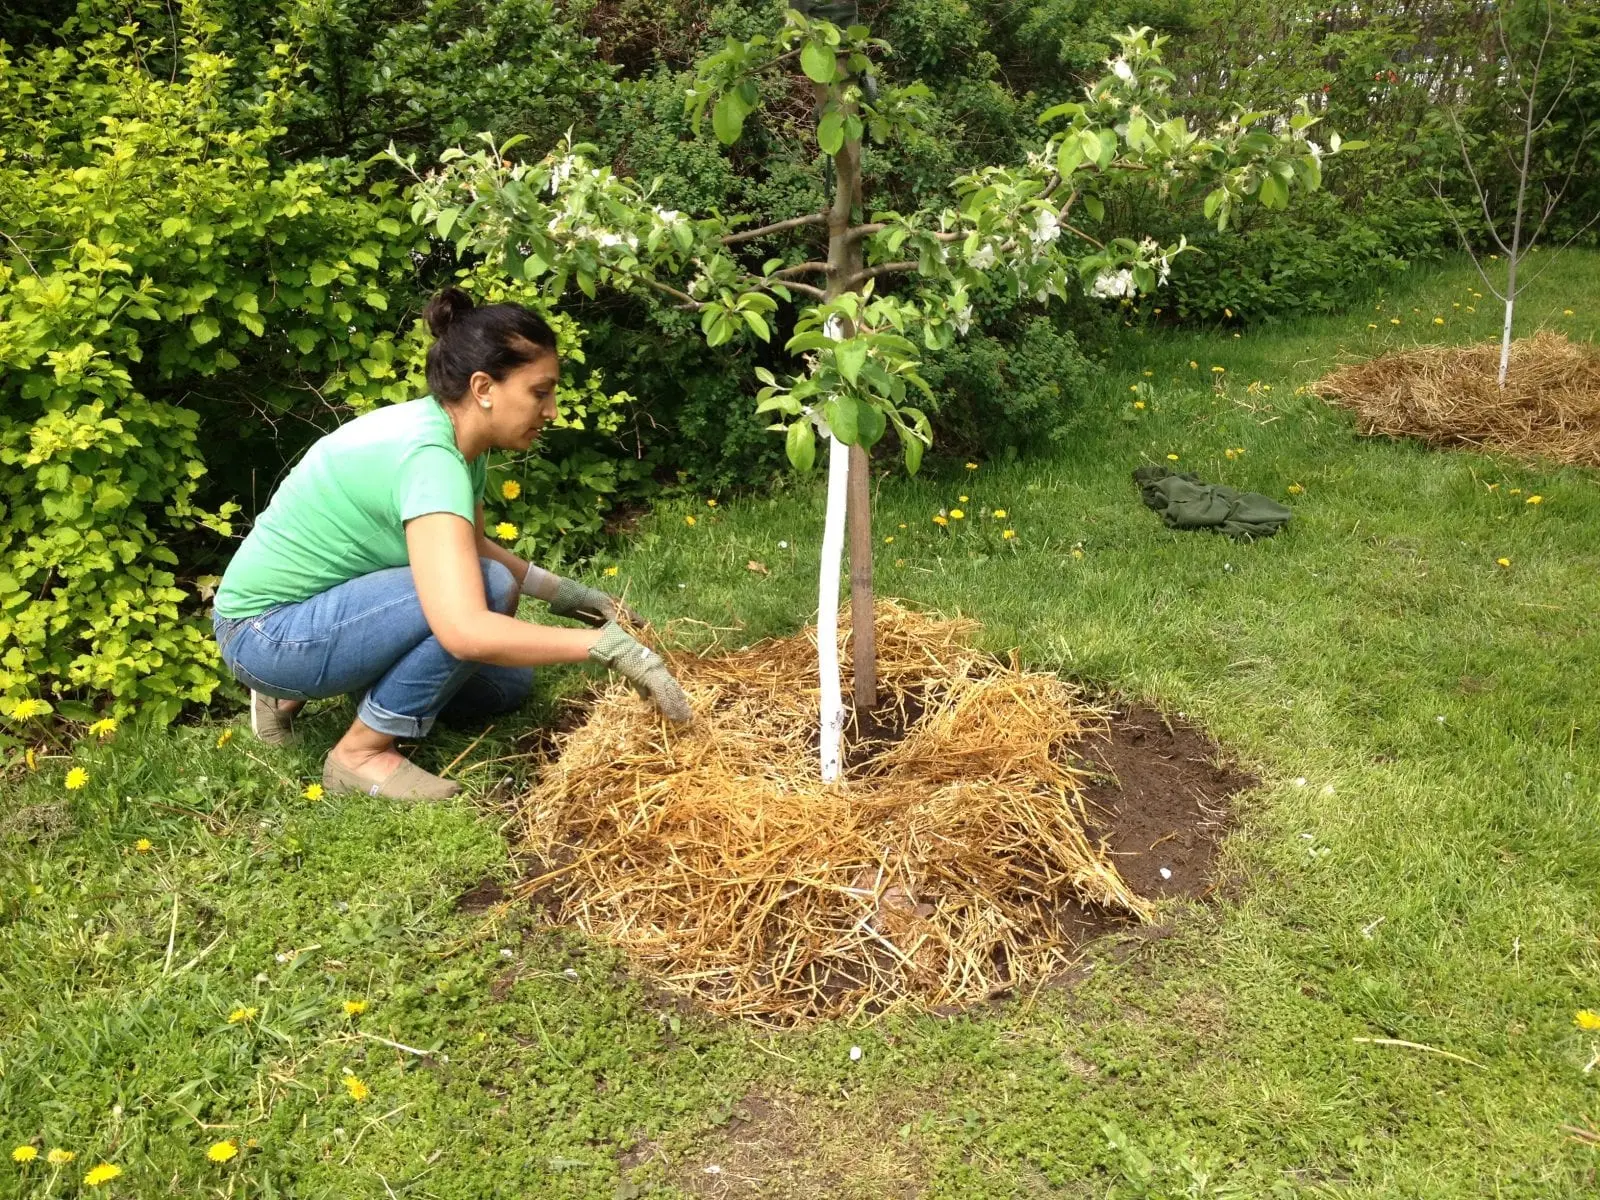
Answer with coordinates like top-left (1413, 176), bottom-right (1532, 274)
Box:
top-left (479, 558), bottom-right (519, 615)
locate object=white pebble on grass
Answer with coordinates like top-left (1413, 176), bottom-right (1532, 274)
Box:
top-left (1158, 867), bottom-right (1172, 880)
top-left (849, 1045), bottom-right (862, 1061)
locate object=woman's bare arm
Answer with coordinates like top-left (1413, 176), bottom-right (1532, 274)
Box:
top-left (406, 512), bottom-right (600, 666)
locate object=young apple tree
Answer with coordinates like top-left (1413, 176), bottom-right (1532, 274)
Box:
top-left (398, 10), bottom-right (1354, 781)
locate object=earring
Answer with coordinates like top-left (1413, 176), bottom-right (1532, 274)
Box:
top-left (478, 398), bottom-right (492, 409)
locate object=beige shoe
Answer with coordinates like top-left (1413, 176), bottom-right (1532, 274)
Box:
top-left (322, 753), bottom-right (461, 801)
top-left (250, 690), bottom-right (299, 746)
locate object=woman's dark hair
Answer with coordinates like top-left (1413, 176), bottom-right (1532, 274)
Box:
top-left (422, 287), bottom-right (558, 402)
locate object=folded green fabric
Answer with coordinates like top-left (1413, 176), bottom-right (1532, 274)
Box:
top-left (1133, 464), bottom-right (1293, 541)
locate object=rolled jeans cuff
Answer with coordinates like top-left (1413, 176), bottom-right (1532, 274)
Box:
top-left (357, 694), bottom-right (435, 739)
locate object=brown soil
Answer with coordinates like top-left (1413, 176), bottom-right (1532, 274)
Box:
top-left (653, 1089), bottom-right (925, 1200)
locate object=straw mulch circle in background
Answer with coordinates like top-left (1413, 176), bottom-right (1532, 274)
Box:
top-left (513, 601), bottom-right (1152, 1025)
top-left (1313, 332), bottom-right (1600, 466)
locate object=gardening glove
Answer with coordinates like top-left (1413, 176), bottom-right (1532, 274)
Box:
top-left (588, 622), bottom-right (693, 725)
top-left (522, 564), bottom-right (643, 627)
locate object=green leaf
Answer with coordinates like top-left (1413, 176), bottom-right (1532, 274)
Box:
top-left (835, 338), bottom-right (866, 385)
top-left (190, 316), bottom-right (221, 345)
top-left (309, 263), bottom-right (339, 287)
top-left (743, 310), bottom-right (771, 341)
top-left (435, 208), bottom-right (458, 240)
top-left (786, 420), bottom-right (816, 472)
top-left (238, 311), bottom-right (265, 337)
top-left (856, 400), bottom-right (886, 449)
top-left (901, 425), bottom-right (924, 475)
top-left (1056, 136), bottom-right (1085, 178)
top-left (1082, 194), bottom-right (1105, 222)
top-left (824, 395), bottom-right (859, 444)
top-left (1259, 173), bottom-right (1287, 210)
top-left (817, 110), bottom-right (845, 156)
top-left (713, 94), bottom-right (746, 145)
top-left (1203, 188), bottom-right (1224, 220)
top-left (801, 40), bottom-right (836, 84)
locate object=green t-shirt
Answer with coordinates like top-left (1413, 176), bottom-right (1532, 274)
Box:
top-left (214, 397), bottom-right (487, 618)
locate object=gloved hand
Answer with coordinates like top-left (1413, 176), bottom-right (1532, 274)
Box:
top-left (551, 577), bottom-right (644, 628)
top-left (588, 622), bottom-right (693, 724)
top-left (522, 564), bottom-right (643, 628)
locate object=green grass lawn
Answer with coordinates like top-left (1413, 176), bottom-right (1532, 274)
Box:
top-left (4, 252), bottom-right (1599, 1198)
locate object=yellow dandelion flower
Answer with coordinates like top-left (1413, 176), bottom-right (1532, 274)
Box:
top-left (883, 536), bottom-right (895, 544)
top-left (1224, 307), bottom-right (1233, 318)
top-left (602, 566), bottom-right (618, 576)
top-left (1509, 488), bottom-right (1522, 495)
top-left (894, 558), bottom-right (905, 567)
top-left (25, 748), bottom-right (36, 771)
top-left (46, 1149), bottom-right (74, 1166)
top-left (216, 728), bottom-right (234, 748)
top-left (343, 1074), bottom-right (369, 1102)
top-left (1526, 495), bottom-right (1543, 505)
top-left (1287, 483), bottom-right (1304, 495)
top-left (950, 509), bottom-right (965, 520)
top-left (1142, 370), bottom-right (1153, 377)
top-left (1210, 366), bottom-right (1225, 373)
top-left (12, 1146), bottom-right (37, 1163)
top-left (992, 509), bottom-right (1007, 519)
top-left (302, 782), bottom-right (324, 801)
top-left (958, 495), bottom-right (968, 503)
top-left (706, 498), bottom-right (717, 507)
top-left (1071, 548), bottom-right (1084, 559)
top-left (500, 480), bottom-right (521, 501)
top-left (342, 1000), bottom-right (368, 1017)
top-left (227, 1006), bottom-right (258, 1024)
top-left (1453, 302), bottom-right (1460, 308)
top-left (1466, 306), bottom-right (1476, 313)
top-left (1189, 360), bottom-right (1198, 369)
top-left (1563, 309), bottom-right (1574, 317)
top-left (1433, 317), bottom-right (1444, 325)
top-left (9, 698), bottom-right (48, 721)
top-left (494, 522), bottom-right (518, 541)
top-left (64, 767), bottom-right (89, 791)
top-left (932, 515), bottom-right (948, 527)
top-left (135, 838), bottom-right (152, 853)
top-left (1389, 317), bottom-right (1401, 325)
top-left (1234, 447), bottom-right (1246, 455)
top-left (684, 515), bottom-right (696, 527)
top-left (898, 523), bottom-right (906, 529)
top-left (206, 1141), bottom-right (237, 1164)
top-left (1001, 529), bottom-right (1015, 540)
top-left (1488, 253), bottom-right (1498, 260)
top-left (88, 717), bottom-right (118, 738)
top-left (84, 1164), bottom-right (122, 1187)
top-left (965, 462), bottom-right (978, 470)
top-left (1225, 449), bottom-right (1237, 460)
top-left (1367, 323), bottom-right (1377, 330)
top-left (1134, 400), bottom-right (1145, 410)
top-left (1166, 454), bottom-right (1179, 461)
top-left (1129, 385), bottom-right (1139, 392)
top-left (1496, 557), bottom-right (1511, 568)
top-left (1576, 1009), bottom-right (1600, 1031)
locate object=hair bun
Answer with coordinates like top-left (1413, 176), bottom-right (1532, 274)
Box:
top-left (423, 287), bottom-right (474, 338)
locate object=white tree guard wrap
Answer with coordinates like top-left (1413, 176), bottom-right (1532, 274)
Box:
top-left (817, 432), bottom-right (850, 783)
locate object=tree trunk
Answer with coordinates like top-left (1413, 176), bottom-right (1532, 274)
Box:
top-left (821, 90), bottom-right (876, 710)
top-left (816, 432), bottom-right (851, 783)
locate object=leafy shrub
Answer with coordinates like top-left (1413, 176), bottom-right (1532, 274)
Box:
top-left (918, 314), bottom-right (1101, 459)
top-left (0, 8), bottom-right (637, 737)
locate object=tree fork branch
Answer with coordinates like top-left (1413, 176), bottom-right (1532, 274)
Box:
top-left (721, 213), bottom-right (827, 245)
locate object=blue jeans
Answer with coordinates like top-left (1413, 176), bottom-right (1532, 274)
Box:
top-left (212, 559), bottom-right (534, 739)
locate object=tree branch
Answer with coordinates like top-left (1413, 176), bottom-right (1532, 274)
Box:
top-left (838, 261), bottom-right (920, 291)
top-left (643, 278), bottom-right (703, 309)
top-left (720, 212), bottom-right (827, 245)
top-left (743, 273), bottom-right (826, 301)
top-left (773, 260), bottom-right (832, 280)
top-left (845, 222), bottom-right (886, 242)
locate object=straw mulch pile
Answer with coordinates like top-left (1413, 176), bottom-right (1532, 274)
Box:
top-left (1313, 332), bottom-right (1600, 466)
top-left (513, 600), bottom-right (1151, 1025)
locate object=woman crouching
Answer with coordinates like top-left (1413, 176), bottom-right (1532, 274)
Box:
top-left (210, 288), bottom-right (689, 801)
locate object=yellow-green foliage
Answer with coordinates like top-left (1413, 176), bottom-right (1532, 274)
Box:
top-left (0, 17), bottom-right (426, 727)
